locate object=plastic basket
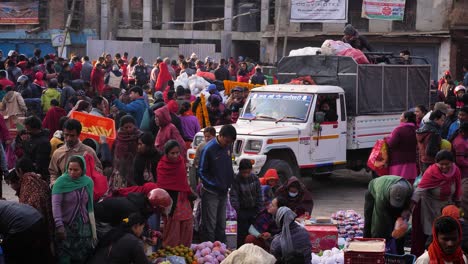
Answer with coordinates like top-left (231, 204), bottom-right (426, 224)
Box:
top-left (344, 238), bottom-right (386, 264)
top-left (384, 253), bottom-right (416, 264)
top-left (69, 111), bottom-right (116, 147)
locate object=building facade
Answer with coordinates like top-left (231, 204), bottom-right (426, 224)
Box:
top-left (108, 0), bottom-right (466, 79)
top-left (0, 0), bottom-right (467, 80)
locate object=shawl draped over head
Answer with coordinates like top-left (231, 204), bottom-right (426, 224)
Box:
top-left (34, 71), bottom-right (45, 88)
top-left (155, 62), bottom-right (172, 92)
top-left (52, 155), bottom-right (97, 240)
top-left (428, 216), bottom-right (465, 264)
top-left (42, 106), bottom-right (67, 140)
top-left (418, 163), bottom-right (462, 201)
top-left (275, 206), bottom-right (297, 258)
top-left (91, 67), bottom-right (105, 94)
top-left (114, 127), bottom-right (141, 160)
top-left (156, 155), bottom-right (191, 193)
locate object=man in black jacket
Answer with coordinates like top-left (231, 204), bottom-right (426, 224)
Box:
top-left (214, 59), bottom-right (230, 81)
top-left (24, 116), bottom-right (51, 181)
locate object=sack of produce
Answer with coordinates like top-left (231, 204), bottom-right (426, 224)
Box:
top-left (367, 139), bottom-right (389, 176)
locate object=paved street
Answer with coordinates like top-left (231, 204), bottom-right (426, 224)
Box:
top-left (1, 169), bottom-right (371, 217)
top-left (303, 169), bottom-right (370, 217)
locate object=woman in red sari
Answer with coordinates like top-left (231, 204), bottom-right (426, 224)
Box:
top-left (91, 63), bottom-right (105, 96)
top-left (157, 140), bottom-right (193, 247)
top-left (411, 150), bottom-right (462, 257)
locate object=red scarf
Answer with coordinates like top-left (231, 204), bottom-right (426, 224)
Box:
top-left (428, 216), bottom-right (465, 264)
top-left (42, 106), bottom-right (67, 140)
top-left (114, 128), bottom-right (141, 160)
top-left (113, 182), bottom-right (158, 197)
top-left (418, 163), bottom-right (462, 201)
top-left (156, 155), bottom-right (191, 193)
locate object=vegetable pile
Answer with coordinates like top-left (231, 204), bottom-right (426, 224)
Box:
top-left (311, 248), bottom-right (344, 264)
top-left (331, 210), bottom-right (364, 240)
top-left (149, 245), bottom-right (196, 264)
top-left (190, 241), bottom-right (232, 264)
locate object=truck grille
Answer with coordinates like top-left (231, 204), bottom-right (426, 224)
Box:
top-left (233, 140), bottom-right (244, 156)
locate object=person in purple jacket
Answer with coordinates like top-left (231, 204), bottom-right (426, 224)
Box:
top-left (385, 111), bottom-right (418, 185)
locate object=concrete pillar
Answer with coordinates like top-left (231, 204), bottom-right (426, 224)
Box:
top-left (184, 0), bottom-right (193, 30)
top-left (122, 0), bottom-right (131, 27)
top-left (143, 0), bottom-right (152, 42)
top-left (162, 0), bottom-right (174, 30)
top-left (224, 0), bottom-right (233, 32)
top-left (222, 0), bottom-right (233, 59)
top-left (83, 0), bottom-right (99, 29)
top-left (260, 0), bottom-right (269, 31)
top-left (100, 0), bottom-right (109, 39)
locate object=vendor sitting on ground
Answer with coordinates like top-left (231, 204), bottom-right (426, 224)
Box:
top-left (244, 196), bottom-right (286, 250)
top-left (415, 216), bottom-right (468, 264)
top-left (364, 175), bottom-right (413, 255)
top-left (275, 176), bottom-right (313, 217)
top-left (270, 206), bottom-right (312, 264)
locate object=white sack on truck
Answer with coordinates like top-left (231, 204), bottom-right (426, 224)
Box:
top-left (289, 47), bottom-right (321, 57)
top-left (321, 40), bottom-right (352, 55)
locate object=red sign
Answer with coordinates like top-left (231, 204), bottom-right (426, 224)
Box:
top-left (381, 6), bottom-right (392, 16)
top-left (0, 2), bottom-right (39, 25)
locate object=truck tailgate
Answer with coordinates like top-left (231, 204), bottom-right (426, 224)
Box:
top-left (347, 115), bottom-right (400, 150)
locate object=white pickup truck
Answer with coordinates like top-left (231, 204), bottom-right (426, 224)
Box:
top-left (188, 55), bottom-right (431, 181)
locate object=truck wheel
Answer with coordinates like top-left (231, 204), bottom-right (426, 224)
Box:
top-left (259, 159), bottom-right (296, 184)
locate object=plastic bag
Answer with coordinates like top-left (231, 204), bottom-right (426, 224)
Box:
top-left (391, 217), bottom-right (408, 239)
top-left (174, 72), bottom-right (189, 89)
top-left (5, 144), bottom-right (15, 170)
top-left (337, 48), bottom-right (370, 64)
top-left (321, 40), bottom-right (352, 55)
top-left (226, 193), bottom-right (237, 220)
top-left (367, 139), bottom-right (389, 176)
top-left (289, 47), bottom-right (322, 57)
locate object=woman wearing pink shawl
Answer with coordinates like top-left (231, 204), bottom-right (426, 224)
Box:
top-left (411, 150), bottom-right (462, 257)
top-left (385, 111), bottom-right (418, 185)
top-left (91, 63), bottom-right (105, 96)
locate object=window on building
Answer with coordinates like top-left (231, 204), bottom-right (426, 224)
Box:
top-left (348, 0), bottom-right (369, 32)
top-left (301, 23), bottom-right (323, 31)
top-left (269, 0), bottom-right (275, 25)
top-left (392, 0), bottom-right (417, 31)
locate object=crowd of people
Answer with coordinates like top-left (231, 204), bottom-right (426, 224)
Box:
top-left (363, 72), bottom-right (468, 263)
top-left (0, 48), bottom-right (316, 264)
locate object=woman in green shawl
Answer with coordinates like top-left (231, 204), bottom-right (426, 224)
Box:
top-left (52, 155), bottom-right (97, 263)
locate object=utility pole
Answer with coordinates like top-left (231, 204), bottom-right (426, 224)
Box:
top-left (59, 0), bottom-right (76, 58)
top-left (272, 0), bottom-right (283, 63)
top-left (282, 1), bottom-right (291, 58)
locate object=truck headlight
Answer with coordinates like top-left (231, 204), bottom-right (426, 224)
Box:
top-left (245, 140), bottom-right (263, 152)
top-left (193, 136), bottom-right (204, 148)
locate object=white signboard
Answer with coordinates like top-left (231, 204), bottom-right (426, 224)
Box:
top-left (290, 0), bottom-right (348, 23)
top-left (51, 33), bottom-right (71, 47)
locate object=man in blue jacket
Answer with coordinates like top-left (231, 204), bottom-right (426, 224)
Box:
top-left (198, 124), bottom-right (237, 242)
top-left (113, 86), bottom-right (148, 127)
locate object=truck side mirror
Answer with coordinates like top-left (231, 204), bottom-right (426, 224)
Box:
top-left (315, 111), bottom-right (325, 124)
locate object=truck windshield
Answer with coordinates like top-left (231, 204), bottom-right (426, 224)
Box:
top-left (240, 92), bottom-right (313, 122)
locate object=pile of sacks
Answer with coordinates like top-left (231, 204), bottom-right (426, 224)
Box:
top-left (288, 40), bottom-right (369, 64)
top-left (331, 210), bottom-right (364, 240)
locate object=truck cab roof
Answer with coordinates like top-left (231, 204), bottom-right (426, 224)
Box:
top-left (251, 84), bottom-right (345, 94)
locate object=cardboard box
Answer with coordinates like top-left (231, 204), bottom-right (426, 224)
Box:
top-left (305, 225), bottom-right (338, 253)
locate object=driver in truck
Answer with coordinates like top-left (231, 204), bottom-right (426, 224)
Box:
top-left (319, 101), bottom-right (338, 122)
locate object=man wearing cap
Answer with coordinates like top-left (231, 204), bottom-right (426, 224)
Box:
top-left (364, 175), bottom-right (413, 255)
